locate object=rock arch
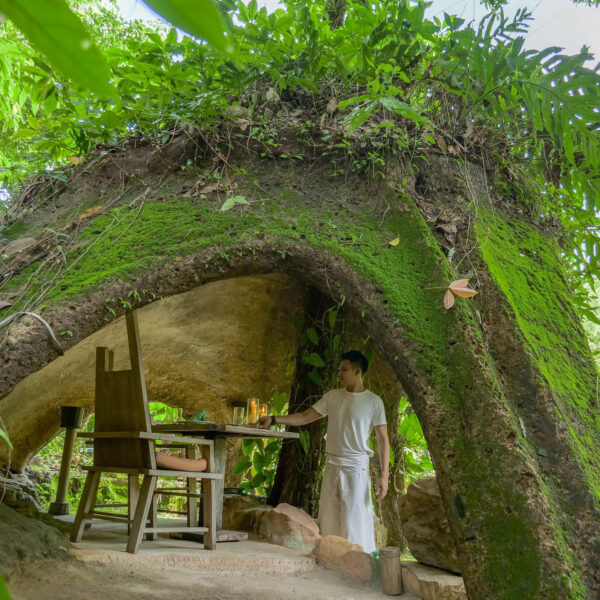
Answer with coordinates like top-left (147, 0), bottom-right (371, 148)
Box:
top-left (0, 143), bottom-right (598, 599)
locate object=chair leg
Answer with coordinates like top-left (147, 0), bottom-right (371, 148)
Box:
top-left (126, 475), bottom-right (157, 554)
top-left (128, 474), bottom-right (140, 536)
top-left (70, 471), bottom-right (101, 542)
top-left (145, 493), bottom-right (158, 541)
top-left (202, 478), bottom-right (216, 550)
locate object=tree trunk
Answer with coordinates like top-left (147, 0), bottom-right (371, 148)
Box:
top-left (268, 286), bottom-right (342, 516)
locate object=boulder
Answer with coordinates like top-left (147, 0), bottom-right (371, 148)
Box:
top-left (221, 493), bottom-right (265, 531)
top-left (398, 476), bottom-right (460, 574)
top-left (312, 536), bottom-right (372, 582)
top-left (255, 503), bottom-right (321, 549)
top-left (0, 471), bottom-right (40, 515)
top-left (312, 535), bottom-right (363, 568)
top-left (401, 561), bottom-right (467, 600)
top-left (340, 549), bottom-right (372, 582)
top-left (0, 504), bottom-right (69, 577)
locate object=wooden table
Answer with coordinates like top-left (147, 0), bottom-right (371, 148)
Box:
top-left (153, 423), bottom-right (299, 540)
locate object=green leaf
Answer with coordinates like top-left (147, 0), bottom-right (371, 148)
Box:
top-left (306, 328), bottom-right (319, 345)
top-left (0, 0), bottom-right (115, 98)
top-left (379, 95), bottom-right (403, 111)
top-left (0, 572), bottom-right (10, 600)
top-left (581, 308), bottom-right (600, 326)
top-left (251, 471), bottom-right (266, 486)
top-left (299, 430), bottom-right (310, 454)
top-left (399, 412), bottom-right (425, 445)
top-left (220, 195), bottom-right (248, 212)
top-left (379, 96), bottom-right (431, 125)
top-left (143, 0), bottom-right (234, 57)
top-left (346, 102), bottom-right (376, 136)
top-left (231, 456), bottom-right (252, 475)
top-left (11, 128), bottom-right (37, 141)
top-left (304, 352), bottom-right (326, 368)
top-left (308, 369), bottom-right (323, 386)
top-left (328, 309), bottom-right (338, 329)
top-left (272, 392), bottom-right (288, 414)
top-left (0, 427), bottom-right (13, 450)
top-left (241, 439), bottom-right (255, 456)
top-left (98, 110), bottom-right (123, 130)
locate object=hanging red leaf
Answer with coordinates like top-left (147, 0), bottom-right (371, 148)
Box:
top-left (452, 287), bottom-right (478, 298)
top-left (443, 289), bottom-right (455, 309)
top-left (449, 278), bottom-right (470, 291)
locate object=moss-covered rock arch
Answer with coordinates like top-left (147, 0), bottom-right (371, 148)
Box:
top-left (0, 143), bottom-right (598, 599)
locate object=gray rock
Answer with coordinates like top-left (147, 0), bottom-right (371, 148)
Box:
top-left (255, 503), bottom-right (321, 550)
top-left (398, 476), bottom-right (460, 574)
top-left (401, 561), bottom-right (467, 600)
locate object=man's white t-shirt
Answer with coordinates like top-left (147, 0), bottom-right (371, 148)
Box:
top-left (312, 388), bottom-right (387, 467)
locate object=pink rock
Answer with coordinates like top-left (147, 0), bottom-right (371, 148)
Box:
top-left (312, 535), bottom-right (364, 569)
top-left (340, 550), bottom-right (372, 582)
top-left (255, 503), bottom-right (321, 549)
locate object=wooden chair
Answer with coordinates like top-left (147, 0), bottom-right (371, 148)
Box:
top-left (70, 310), bottom-right (222, 553)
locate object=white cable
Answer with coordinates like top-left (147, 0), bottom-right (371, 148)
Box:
top-left (0, 311), bottom-right (64, 354)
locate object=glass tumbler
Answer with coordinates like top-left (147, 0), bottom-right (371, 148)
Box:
top-left (233, 407), bottom-right (245, 426)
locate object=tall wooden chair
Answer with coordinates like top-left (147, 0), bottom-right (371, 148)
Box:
top-left (70, 310), bottom-right (222, 553)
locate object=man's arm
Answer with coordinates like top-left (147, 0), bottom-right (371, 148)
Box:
top-left (374, 424), bottom-right (390, 501)
top-left (254, 407), bottom-right (323, 428)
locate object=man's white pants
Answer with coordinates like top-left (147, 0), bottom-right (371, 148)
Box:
top-left (318, 460), bottom-right (376, 553)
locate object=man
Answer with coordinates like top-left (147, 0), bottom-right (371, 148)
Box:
top-left (255, 350), bottom-right (389, 553)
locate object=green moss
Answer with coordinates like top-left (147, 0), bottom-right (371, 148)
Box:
top-left (6, 193), bottom-right (458, 359)
top-left (1, 219), bottom-right (32, 240)
top-left (483, 508), bottom-right (542, 597)
top-left (475, 210), bottom-right (600, 506)
top-left (475, 210), bottom-right (598, 598)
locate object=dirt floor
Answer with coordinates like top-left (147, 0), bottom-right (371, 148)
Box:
top-left (9, 556), bottom-right (410, 600)
top-left (6, 520), bottom-right (415, 600)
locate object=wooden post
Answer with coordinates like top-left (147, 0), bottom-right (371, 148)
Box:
top-left (380, 546), bottom-right (403, 595)
top-left (213, 437), bottom-right (227, 530)
top-left (49, 406), bottom-right (84, 515)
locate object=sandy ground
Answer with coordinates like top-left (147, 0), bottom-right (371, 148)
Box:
top-left (8, 556), bottom-right (408, 600)
top-left (6, 521), bottom-right (415, 600)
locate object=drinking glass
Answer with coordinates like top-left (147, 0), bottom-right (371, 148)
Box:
top-left (233, 407), bottom-right (245, 426)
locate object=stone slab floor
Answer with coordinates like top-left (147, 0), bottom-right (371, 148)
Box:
top-left (7, 519), bottom-right (417, 600)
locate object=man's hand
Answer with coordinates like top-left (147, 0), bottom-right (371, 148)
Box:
top-left (250, 415), bottom-right (274, 429)
top-left (375, 474), bottom-right (388, 501)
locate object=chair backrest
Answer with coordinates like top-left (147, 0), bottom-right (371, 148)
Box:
top-left (94, 310), bottom-right (156, 470)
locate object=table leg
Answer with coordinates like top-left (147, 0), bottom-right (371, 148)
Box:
top-left (214, 437), bottom-right (227, 530)
top-left (186, 445), bottom-right (199, 527)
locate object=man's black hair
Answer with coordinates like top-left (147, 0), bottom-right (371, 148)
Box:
top-left (341, 350), bottom-right (369, 374)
